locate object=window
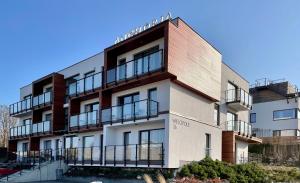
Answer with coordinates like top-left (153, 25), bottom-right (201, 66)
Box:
top-left (65, 136), bottom-right (78, 148)
top-left (124, 132), bottom-right (131, 145)
top-left (273, 109), bottom-right (297, 121)
top-left (118, 59), bottom-right (126, 80)
top-left (45, 87), bottom-right (52, 93)
top-left (118, 93), bottom-right (140, 105)
top-left (227, 82), bottom-right (237, 102)
top-left (45, 113), bottom-right (52, 121)
top-left (84, 102), bottom-right (99, 112)
top-left (134, 46), bottom-right (160, 74)
top-left (44, 140), bottom-right (52, 150)
top-left (214, 104), bottom-right (220, 125)
top-left (23, 119), bottom-right (31, 125)
top-left (64, 108), bottom-right (69, 129)
top-left (148, 88), bottom-right (157, 101)
top-left (22, 143), bottom-right (28, 152)
top-left (205, 133), bottom-right (211, 157)
top-left (139, 129), bottom-right (164, 145)
top-left (226, 112), bottom-right (237, 131)
top-left (250, 113), bottom-right (256, 123)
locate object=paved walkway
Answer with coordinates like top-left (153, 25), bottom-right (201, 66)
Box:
top-left (38, 177), bottom-right (144, 183)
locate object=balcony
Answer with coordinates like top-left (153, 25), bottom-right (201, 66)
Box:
top-left (68, 72), bottom-right (102, 97)
top-left (106, 49), bottom-right (164, 85)
top-left (32, 91), bottom-right (52, 108)
top-left (69, 111), bottom-right (99, 130)
top-left (104, 143), bottom-right (164, 167)
top-left (225, 88), bottom-right (252, 111)
top-left (101, 99), bottom-right (159, 125)
top-left (9, 97), bottom-right (32, 116)
top-left (9, 124), bottom-right (31, 139)
top-left (224, 120), bottom-right (252, 137)
top-left (31, 121), bottom-right (51, 136)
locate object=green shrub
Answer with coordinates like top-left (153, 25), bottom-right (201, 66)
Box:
top-left (178, 158), bottom-right (269, 182)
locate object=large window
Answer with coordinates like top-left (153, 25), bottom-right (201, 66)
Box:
top-left (250, 113), bottom-right (256, 123)
top-left (65, 136), bottom-right (78, 148)
top-left (273, 109), bottom-right (297, 121)
top-left (205, 133), bottom-right (211, 157)
top-left (139, 129), bottom-right (164, 144)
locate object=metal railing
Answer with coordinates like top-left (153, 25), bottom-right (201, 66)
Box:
top-left (9, 97), bottom-right (32, 116)
top-left (68, 72), bottom-right (102, 96)
top-left (32, 91), bottom-right (52, 107)
top-left (65, 147), bottom-right (102, 165)
top-left (9, 124), bottom-right (31, 139)
top-left (31, 121), bottom-right (51, 135)
top-left (101, 99), bottom-right (159, 124)
top-left (104, 143), bottom-right (164, 167)
top-left (106, 49), bottom-right (164, 84)
top-left (69, 111), bottom-right (98, 128)
top-left (224, 120), bottom-right (252, 136)
top-left (225, 88), bottom-right (252, 107)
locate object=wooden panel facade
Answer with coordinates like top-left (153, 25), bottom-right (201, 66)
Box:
top-left (222, 131), bottom-right (236, 164)
top-left (167, 18), bottom-right (222, 101)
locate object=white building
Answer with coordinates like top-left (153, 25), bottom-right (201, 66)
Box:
top-left (250, 79), bottom-right (300, 137)
top-left (8, 17), bottom-right (260, 169)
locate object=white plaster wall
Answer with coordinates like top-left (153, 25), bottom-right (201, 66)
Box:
top-left (251, 99), bottom-right (299, 130)
top-left (111, 80), bottom-right (170, 112)
top-left (235, 140), bottom-right (248, 164)
top-left (42, 84), bottom-right (52, 92)
top-left (169, 82), bottom-right (215, 126)
top-left (19, 84), bottom-right (32, 100)
top-left (116, 38), bottom-right (164, 63)
top-left (58, 53), bottom-right (104, 79)
top-left (167, 113), bottom-right (222, 168)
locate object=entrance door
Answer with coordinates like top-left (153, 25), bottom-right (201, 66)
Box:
top-left (124, 132), bottom-right (131, 161)
top-left (83, 136), bottom-right (94, 163)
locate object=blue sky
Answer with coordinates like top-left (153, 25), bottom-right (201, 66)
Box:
top-left (1, 0), bottom-right (300, 105)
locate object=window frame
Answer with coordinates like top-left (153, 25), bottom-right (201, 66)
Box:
top-left (273, 108), bottom-right (297, 121)
top-left (250, 113), bottom-right (256, 123)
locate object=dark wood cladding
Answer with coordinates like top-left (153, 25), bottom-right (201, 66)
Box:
top-left (222, 131), bottom-right (236, 164)
top-left (30, 137), bottom-right (40, 151)
top-left (8, 140), bottom-right (17, 152)
top-left (52, 74), bottom-right (65, 132)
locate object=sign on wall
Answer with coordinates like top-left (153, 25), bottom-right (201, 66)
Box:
top-left (114, 12), bottom-right (172, 44)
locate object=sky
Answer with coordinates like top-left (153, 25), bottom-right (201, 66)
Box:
top-left (1, 0), bottom-right (300, 105)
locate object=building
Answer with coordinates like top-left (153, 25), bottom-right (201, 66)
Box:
top-left (250, 78), bottom-right (300, 138)
top-left (8, 16), bottom-right (260, 169)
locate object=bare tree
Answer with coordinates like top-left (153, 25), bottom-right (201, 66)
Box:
top-left (0, 105), bottom-right (17, 147)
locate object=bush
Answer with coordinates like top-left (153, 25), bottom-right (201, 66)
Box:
top-left (178, 157), bottom-right (268, 183)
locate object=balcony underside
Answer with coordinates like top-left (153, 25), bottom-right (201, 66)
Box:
top-left (69, 124), bottom-right (103, 132)
top-left (234, 132), bottom-right (262, 144)
top-left (10, 110), bottom-right (32, 117)
top-left (227, 102), bottom-right (251, 111)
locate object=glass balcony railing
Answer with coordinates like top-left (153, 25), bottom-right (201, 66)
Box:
top-left (224, 120), bottom-right (252, 136)
top-left (69, 111), bottom-right (98, 128)
top-left (32, 91), bottom-right (52, 107)
top-left (225, 88), bottom-right (252, 108)
top-left (9, 97), bottom-right (32, 115)
top-left (104, 143), bottom-right (164, 166)
top-left (32, 121), bottom-right (51, 134)
top-left (101, 99), bottom-right (159, 124)
top-left (68, 72), bottom-right (102, 96)
top-left (9, 124), bottom-right (31, 138)
top-left (106, 49), bottom-right (164, 84)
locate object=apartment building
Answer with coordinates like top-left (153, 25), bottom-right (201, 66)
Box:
top-left (250, 79), bottom-right (300, 138)
top-left (8, 17), bottom-right (259, 169)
